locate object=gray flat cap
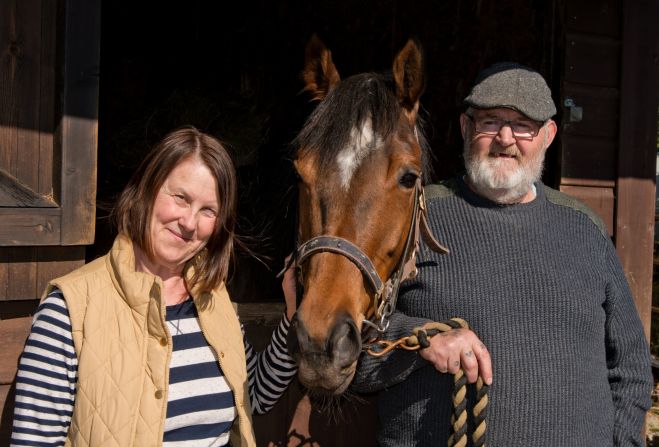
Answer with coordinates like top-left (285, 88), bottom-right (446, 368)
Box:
top-left (464, 62), bottom-right (556, 121)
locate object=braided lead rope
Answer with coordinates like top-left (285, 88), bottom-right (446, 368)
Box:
top-left (364, 318), bottom-right (489, 447)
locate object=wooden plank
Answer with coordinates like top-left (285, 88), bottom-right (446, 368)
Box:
top-left (615, 0), bottom-right (658, 341)
top-left (0, 382), bottom-right (16, 446)
top-left (0, 208), bottom-right (60, 246)
top-left (0, 168), bottom-right (57, 207)
top-left (38, 0), bottom-right (57, 197)
top-left (14, 0), bottom-right (42, 192)
top-left (559, 178), bottom-right (615, 188)
top-left (0, 0), bottom-right (56, 208)
top-left (560, 134), bottom-right (616, 184)
top-left (237, 302), bottom-right (286, 323)
top-left (6, 247), bottom-right (37, 300)
top-left (565, 0), bottom-right (621, 37)
top-left (561, 83), bottom-right (619, 138)
top-left (0, 384), bottom-right (12, 415)
top-left (59, 0), bottom-right (100, 245)
top-left (0, 248), bottom-right (7, 300)
top-left (239, 303), bottom-right (287, 352)
top-left (0, 317), bottom-right (31, 384)
top-left (36, 245), bottom-right (85, 295)
top-left (0, 247), bottom-right (84, 301)
top-left (0, 0), bottom-right (18, 174)
top-left (559, 185), bottom-right (614, 236)
top-left (0, 313), bottom-right (30, 445)
top-left (564, 33), bottom-right (620, 87)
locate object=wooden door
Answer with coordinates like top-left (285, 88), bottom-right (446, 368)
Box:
top-left (557, 0), bottom-right (658, 335)
top-left (0, 0), bottom-right (100, 441)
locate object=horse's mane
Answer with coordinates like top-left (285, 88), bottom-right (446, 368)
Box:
top-left (294, 72), bottom-right (432, 179)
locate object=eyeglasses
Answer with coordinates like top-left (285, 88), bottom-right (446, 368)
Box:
top-left (466, 114), bottom-right (543, 139)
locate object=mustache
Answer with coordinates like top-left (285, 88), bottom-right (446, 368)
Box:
top-left (489, 146), bottom-right (521, 157)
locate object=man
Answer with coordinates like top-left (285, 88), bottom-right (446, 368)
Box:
top-left (352, 62), bottom-right (653, 446)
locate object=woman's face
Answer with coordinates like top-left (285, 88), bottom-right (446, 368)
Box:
top-left (149, 157), bottom-right (219, 272)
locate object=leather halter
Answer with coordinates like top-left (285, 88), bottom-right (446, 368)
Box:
top-left (293, 179), bottom-right (448, 334)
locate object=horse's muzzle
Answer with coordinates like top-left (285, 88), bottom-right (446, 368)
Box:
top-left (288, 312), bottom-right (362, 395)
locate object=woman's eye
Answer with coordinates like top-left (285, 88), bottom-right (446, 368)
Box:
top-left (399, 172), bottom-right (418, 189)
top-left (201, 208), bottom-right (217, 218)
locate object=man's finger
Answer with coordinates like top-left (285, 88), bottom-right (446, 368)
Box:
top-left (473, 343), bottom-right (493, 385)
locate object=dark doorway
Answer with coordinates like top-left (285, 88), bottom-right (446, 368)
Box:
top-left (96, 0), bottom-right (558, 302)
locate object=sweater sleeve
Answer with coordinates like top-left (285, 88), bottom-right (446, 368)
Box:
top-left (351, 311), bottom-right (433, 393)
top-left (10, 289), bottom-right (78, 447)
top-left (244, 315), bottom-right (297, 414)
top-left (603, 245), bottom-right (653, 446)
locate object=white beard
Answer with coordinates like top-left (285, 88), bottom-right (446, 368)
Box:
top-left (464, 140), bottom-right (546, 204)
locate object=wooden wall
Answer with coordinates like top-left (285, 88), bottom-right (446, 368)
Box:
top-left (557, 0), bottom-right (658, 337)
top-left (0, 0), bottom-right (56, 202)
top-left (0, 0), bottom-right (99, 249)
top-left (0, 316), bottom-right (31, 443)
top-left (0, 0), bottom-right (100, 441)
top-left (557, 0), bottom-right (621, 234)
top-left (615, 0), bottom-right (658, 340)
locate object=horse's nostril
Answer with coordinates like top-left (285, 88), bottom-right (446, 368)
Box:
top-left (331, 316), bottom-right (361, 368)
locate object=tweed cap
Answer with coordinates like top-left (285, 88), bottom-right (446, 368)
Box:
top-left (464, 62), bottom-right (556, 121)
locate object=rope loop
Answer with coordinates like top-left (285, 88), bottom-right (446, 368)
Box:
top-left (364, 317), bottom-right (489, 447)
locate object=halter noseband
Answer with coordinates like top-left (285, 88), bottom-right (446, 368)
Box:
top-left (293, 179), bottom-right (448, 335)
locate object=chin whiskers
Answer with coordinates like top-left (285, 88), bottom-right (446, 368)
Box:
top-left (305, 389), bottom-right (367, 424)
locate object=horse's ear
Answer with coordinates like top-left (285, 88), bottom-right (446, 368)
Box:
top-left (392, 39), bottom-right (424, 117)
top-left (302, 34), bottom-right (341, 101)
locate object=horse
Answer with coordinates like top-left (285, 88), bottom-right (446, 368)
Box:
top-left (287, 36), bottom-right (447, 396)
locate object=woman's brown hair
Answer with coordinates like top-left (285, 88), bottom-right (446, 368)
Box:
top-left (113, 126), bottom-right (237, 293)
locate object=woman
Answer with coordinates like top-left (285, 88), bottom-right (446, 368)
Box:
top-left (10, 127), bottom-right (297, 446)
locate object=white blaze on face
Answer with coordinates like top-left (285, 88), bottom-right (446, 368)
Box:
top-left (336, 119), bottom-right (382, 190)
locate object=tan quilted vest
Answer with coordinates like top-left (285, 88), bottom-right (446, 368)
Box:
top-left (46, 234), bottom-right (256, 446)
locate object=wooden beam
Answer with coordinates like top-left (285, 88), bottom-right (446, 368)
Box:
top-left (0, 383), bottom-right (16, 446)
top-left (0, 169), bottom-right (56, 207)
top-left (0, 316), bottom-right (31, 445)
top-left (0, 208), bottom-right (60, 246)
top-left (58, 0), bottom-right (100, 245)
top-left (615, 0), bottom-right (659, 341)
top-left (0, 317), bottom-right (31, 384)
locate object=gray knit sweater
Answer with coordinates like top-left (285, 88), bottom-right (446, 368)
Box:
top-left (352, 177), bottom-right (653, 447)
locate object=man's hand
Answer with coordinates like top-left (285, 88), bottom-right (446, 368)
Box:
top-left (419, 328), bottom-right (493, 385)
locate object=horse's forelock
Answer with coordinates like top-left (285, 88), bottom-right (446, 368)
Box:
top-left (295, 73), bottom-right (402, 171)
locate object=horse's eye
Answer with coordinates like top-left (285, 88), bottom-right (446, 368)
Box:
top-left (399, 172), bottom-right (418, 189)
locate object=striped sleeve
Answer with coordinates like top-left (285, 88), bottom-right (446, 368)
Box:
top-left (244, 316), bottom-right (297, 414)
top-left (10, 289), bottom-right (78, 447)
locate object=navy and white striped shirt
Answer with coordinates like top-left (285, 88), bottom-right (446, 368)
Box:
top-left (10, 289), bottom-right (297, 446)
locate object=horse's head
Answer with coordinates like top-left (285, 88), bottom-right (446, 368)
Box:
top-left (288, 36), bottom-right (443, 395)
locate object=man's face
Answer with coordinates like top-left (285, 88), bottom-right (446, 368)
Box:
top-left (460, 107), bottom-right (557, 204)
